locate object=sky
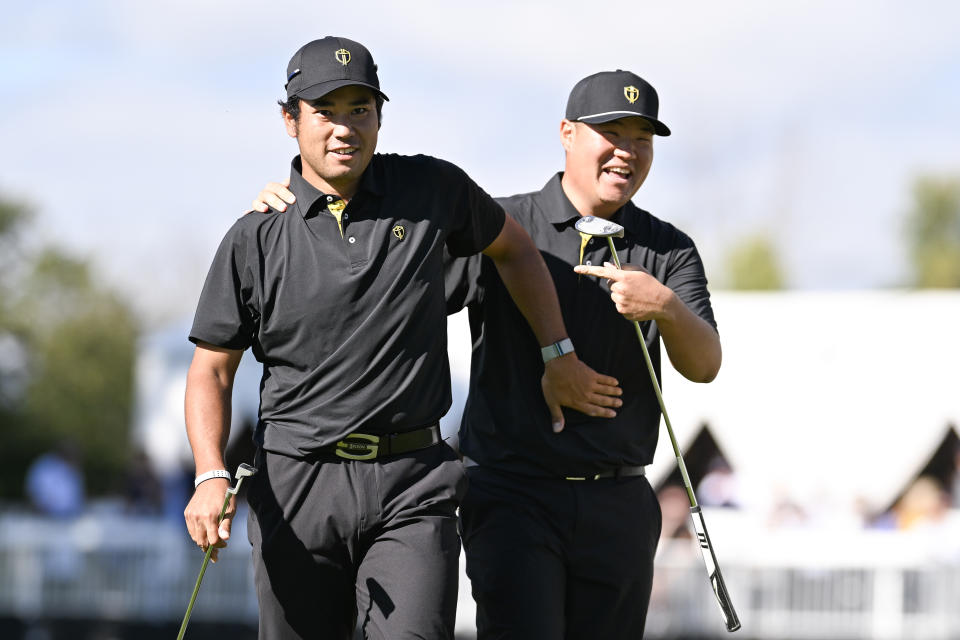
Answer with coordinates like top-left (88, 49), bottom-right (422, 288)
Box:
top-left (2, 1), bottom-right (959, 326)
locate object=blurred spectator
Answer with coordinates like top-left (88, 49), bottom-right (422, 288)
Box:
top-left (24, 441), bottom-right (85, 518)
top-left (697, 456), bottom-right (740, 508)
top-left (657, 484), bottom-right (693, 540)
top-left (768, 494), bottom-right (808, 529)
top-left (952, 439), bottom-right (960, 508)
top-left (162, 457), bottom-right (196, 524)
top-left (121, 448), bottom-right (165, 515)
top-left (894, 475), bottom-right (949, 530)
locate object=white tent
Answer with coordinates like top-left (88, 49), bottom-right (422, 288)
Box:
top-left (643, 291), bottom-right (960, 514)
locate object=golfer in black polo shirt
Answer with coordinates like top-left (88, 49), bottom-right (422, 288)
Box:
top-left (446, 72), bottom-right (722, 639)
top-left (182, 38), bottom-right (621, 640)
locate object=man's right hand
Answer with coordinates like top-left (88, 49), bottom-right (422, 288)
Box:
top-left (250, 179), bottom-right (296, 213)
top-left (541, 354), bottom-right (622, 433)
top-left (183, 478), bottom-right (234, 563)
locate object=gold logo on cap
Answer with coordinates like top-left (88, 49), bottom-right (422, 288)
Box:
top-left (624, 86), bottom-right (639, 104)
top-left (392, 225), bottom-right (405, 240)
top-left (335, 49), bottom-right (351, 66)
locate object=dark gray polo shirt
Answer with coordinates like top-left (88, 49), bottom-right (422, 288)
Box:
top-left (191, 153), bottom-right (505, 457)
top-left (445, 173), bottom-right (717, 477)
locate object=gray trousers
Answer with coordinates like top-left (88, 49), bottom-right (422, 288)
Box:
top-left (247, 443), bottom-right (466, 640)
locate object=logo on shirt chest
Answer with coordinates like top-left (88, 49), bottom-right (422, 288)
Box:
top-left (392, 225), bottom-right (405, 240)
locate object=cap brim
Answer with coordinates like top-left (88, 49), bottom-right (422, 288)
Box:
top-left (293, 79), bottom-right (389, 102)
top-left (577, 111), bottom-right (670, 136)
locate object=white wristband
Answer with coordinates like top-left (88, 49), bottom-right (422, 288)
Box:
top-left (194, 469), bottom-right (231, 488)
top-left (541, 338), bottom-right (575, 363)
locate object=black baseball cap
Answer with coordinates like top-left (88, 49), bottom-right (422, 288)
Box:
top-left (565, 70), bottom-right (670, 136)
top-left (285, 36), bottom-right (389, 102)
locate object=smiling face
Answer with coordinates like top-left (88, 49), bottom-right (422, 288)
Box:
top-left (283, 84), bottom-right (379, 199)
top-left (559, 116), bottom-right (655, 219)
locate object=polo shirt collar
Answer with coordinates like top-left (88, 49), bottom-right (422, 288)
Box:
top-left (537, 172), bottom-right (645, 235)
top-left (288, 155), bottom-right (385, 218)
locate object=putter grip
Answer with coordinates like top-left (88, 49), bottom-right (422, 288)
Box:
top-left (690, 507), bottom-right (741, 632)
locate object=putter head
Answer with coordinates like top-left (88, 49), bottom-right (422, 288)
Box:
top-left (227, 463), bottom-right (258, 496)
top-left (235, 463), bottom-right (258, 479)
top-left (575, 215), bottom-right (624, 238)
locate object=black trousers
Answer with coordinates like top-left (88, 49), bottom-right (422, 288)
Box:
top-left (460, 466), bottom-right (662, 640)
top-left (246, 443), bottom-right (467, 640)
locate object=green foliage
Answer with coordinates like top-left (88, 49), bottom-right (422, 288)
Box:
top-left (905, 176), bottom-right (960, 288)
top-left (0, 199), bottom-right (32, 323)
top-left (725, 233), bottom-right (786, 290)
top-left (0, 195), bottom-right (139, 499)
top-left (0, 196), bottom-right (31, 239)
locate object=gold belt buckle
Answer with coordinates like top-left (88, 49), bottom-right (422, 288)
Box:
top-left (335, 434), bottom-right (380, 460)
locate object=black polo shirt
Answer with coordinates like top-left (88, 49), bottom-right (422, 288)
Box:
top-left (191, 153), bottom-right (505, 457)
top-left (445, 173), bottom-right (717, 477)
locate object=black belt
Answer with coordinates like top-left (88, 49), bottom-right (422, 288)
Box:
top-left (564, 466), bottom-right (646, 481)
top-left (322, 424), bottom-right (441, 461)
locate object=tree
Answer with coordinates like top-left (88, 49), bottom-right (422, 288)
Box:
top-left (724, 233), bottom-right (786, 290)
top-left (0, 200), bottom-right (32, 456)
top-left (0, 196), bottom-right (139, 499)
top-left (905, 176), bottom-right (960, 288)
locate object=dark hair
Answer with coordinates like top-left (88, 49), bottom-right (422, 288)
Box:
top-left (278, 96), bottom-right (302, 122)
top-left (278, 93), bottom-right (384, 129)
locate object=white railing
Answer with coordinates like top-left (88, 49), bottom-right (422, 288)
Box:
top-left (646, 557), bottom-right (960, 639)
top-left (2, 510), bottom-right (959, 638)
top-left (0, 511), bottom-right (258, 624)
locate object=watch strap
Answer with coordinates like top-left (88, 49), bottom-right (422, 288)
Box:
top-left (541, 338), bottom-right (575, 363)
top-left (194, 469), bottom-right (231, 488)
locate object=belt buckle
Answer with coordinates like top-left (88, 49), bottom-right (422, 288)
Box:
top-left (335, 434), bottom-right (380, 460)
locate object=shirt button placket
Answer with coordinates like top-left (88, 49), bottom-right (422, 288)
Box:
top-left (327, 196), bottom-right (347, 239)
top-left (336, 199), bottom-right (360, 262)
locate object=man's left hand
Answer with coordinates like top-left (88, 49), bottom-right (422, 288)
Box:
top-left (541, 355), bottom-right (622, 433)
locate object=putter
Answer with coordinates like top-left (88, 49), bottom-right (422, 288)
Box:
top-left (176, 463), bottom-right (258, 640)
top-left (575, 216), bottom-right (741, 633)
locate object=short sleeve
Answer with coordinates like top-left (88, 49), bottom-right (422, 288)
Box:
top-left (189, 223), bottom-right (259, 349)
top-left (442, 163), bottom-right (506, 257)
top-left (444, 249), bottom-right (485, 315)
top-left (664, 237), bottom-right (718, 332)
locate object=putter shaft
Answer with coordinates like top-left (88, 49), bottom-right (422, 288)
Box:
top-left (177, 464), bottom-right (256, 640)
top-left (605, 237), bottom-right (697, 506)
top-left (605, 237), bottom-right (740, 632)
top-left (176, 491), bottom-right (231, 640)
